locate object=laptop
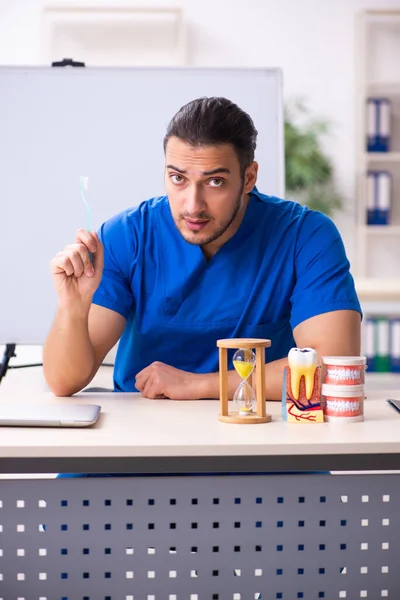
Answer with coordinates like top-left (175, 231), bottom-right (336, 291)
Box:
top-left (0, 403), bottom-right (101, 427)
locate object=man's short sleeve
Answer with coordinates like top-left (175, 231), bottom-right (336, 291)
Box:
top-left (92, 212), bottom-right (135, 319)
top-left (290, 210), bottom-right (362, 330)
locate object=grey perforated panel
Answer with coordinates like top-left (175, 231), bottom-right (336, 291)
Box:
top-left (0, 474), bottom-right (399, 599)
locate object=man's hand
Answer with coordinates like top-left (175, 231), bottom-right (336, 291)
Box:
top-left (50, 229), bottom-right (104, 313)
top-left (135, 362), bottom-right (202, 400)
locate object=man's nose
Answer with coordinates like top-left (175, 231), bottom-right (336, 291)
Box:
top-left (184, 184), bottom-right (206, 215)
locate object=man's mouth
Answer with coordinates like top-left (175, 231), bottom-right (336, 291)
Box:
top-left (184, 218), bottom-right (210, 231)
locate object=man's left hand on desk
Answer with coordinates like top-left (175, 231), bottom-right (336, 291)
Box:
top-left (135, 361), bottom-right (205, 400)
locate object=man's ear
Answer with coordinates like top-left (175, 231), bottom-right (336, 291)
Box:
top-left (243, 161), bottom-right (258, 193)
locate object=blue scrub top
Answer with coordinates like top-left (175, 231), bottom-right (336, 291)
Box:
top-left (93, 187), bottom-right (361, 392)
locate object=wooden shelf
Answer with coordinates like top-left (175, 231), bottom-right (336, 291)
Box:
top-left (365, 11), bottom-right (400, 24)
top-left (366, 81), bottom-right (400, 94)
top-left (363, 152), bottom-right (400, 162)
top-left (362, 225), bottom-right (400, 236)
top-left (355, 277), bottom-right (400, 301)
top-left (365, 372), bottom-right (400, 391)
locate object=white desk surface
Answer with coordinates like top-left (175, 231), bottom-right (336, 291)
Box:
top-left (0, 381), bottom-right (399, 459)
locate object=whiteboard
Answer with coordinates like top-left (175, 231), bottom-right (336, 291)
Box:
top-left (0, 66), bottom-right (284, 344)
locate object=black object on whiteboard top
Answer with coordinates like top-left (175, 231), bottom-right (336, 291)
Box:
top-left (52, 58), bottom-right (85, 67)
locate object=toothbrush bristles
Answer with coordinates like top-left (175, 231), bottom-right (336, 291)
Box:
top-left (80, 176), bottom-right (89, 191)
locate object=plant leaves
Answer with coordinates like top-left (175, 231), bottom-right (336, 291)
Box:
top-left (284, 99), bottom-right (341, 216)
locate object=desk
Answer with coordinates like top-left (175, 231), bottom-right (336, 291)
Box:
top-left (0, 389), bottom-right (400, 598)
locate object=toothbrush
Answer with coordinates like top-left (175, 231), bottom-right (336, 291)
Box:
top-left (80, 176), bottom-right (93, 263)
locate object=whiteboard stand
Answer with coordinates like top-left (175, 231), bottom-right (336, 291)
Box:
top-left (0, 344), bottom-right (16, 385)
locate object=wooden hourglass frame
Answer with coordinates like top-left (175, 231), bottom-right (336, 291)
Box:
top-left (217, 338), bottom-right (272, 424)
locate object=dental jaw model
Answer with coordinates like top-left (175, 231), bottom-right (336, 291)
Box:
top-left (321, 384), bottom-right (364, 422)
top-left (282, 348), bottom-right (324, 423)
top-left (321, 355), bottom-right (366, 422)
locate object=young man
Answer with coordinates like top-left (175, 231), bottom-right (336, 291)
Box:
top-left (44, 97), bottom-right (361, 400)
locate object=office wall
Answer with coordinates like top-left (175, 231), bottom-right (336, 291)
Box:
top-left (1, 0), bottom-right (399, 263)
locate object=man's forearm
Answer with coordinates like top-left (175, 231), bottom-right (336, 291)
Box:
top-left (43, 307), bottom-right (95, 396)
top-left (198, 357), bottom-right (288, 401)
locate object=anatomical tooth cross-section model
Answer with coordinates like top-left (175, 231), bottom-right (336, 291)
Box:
top-left (282, 347), bottom-right (324, 423)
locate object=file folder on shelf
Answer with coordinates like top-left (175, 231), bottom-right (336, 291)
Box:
top-left (367, 98), bottom-right (391, 152)
top-left (375, 317), bottom-right (390, 372)
top-left (364, 317), bottom-right (400, 373)
top-left (391, 319), bottom-right (400, 373)
top-left (366, 170), bottom-right (392, 225)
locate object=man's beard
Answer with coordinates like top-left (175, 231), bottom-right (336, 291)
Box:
top-left (175, 183), bottom-right (244, 247)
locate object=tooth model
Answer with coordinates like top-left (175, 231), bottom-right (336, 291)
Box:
top-left (282, 347), bottom-right (323, 423)
top-left (288, 347), bottom-right (317, 400)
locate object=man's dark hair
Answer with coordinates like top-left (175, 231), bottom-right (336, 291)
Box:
top-left (163, 97), bottom-right (258, 176)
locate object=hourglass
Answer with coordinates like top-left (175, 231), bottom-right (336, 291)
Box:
top-left (217, 338), bottom-right (272, 424)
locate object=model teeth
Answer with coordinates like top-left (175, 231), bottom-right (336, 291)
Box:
top-left (326, 368), bottom-right (361, 381)
top-left (288, 347), bottom-right (317, 400)
top-left (326, 400), bottom-right (361, 413)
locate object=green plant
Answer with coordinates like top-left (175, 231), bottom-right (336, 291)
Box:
top-left (284, 100), bottom-right (344, 217)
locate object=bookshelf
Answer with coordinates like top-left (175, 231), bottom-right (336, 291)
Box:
top-left (355, 10), bottom-right (400, 280)
top-left (355, 11), bottom-right (400, 379)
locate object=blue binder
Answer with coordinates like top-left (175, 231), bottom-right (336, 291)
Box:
top-left (390, 318), bottom-right (400, 373)
top-left (366, 170), bottom-right (391, 225)
top-left (367, 98), bottom-right (391, 152)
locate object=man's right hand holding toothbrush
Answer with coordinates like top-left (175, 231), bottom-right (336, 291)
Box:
top-left (44, 229), bottom-right (126, 396)
top-left (50, 229), bottom-right (104, 312)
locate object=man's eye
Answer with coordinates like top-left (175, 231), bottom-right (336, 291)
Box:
top-left (209, 178), bottom-right (224, 187)
top-left (171, 174), bottom-right (185, 184)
